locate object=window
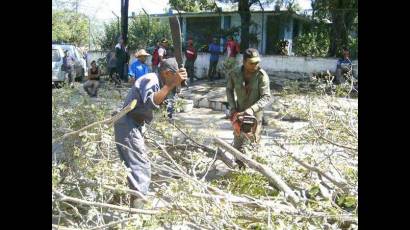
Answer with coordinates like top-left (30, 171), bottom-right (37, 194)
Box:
top-left (224, 16), bottom-right (231, 29)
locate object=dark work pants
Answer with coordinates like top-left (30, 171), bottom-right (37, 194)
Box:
top-left (185, 59), bottom-right (195, 82)
top-left (114, 116), bottom-right (151, 194)
top-left (208, 60), bottom-right (218, 81)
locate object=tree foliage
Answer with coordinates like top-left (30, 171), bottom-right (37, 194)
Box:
top-left (311, 0), bottom-right (358, 57)
top-left (169, 0), bottom-right (217, 12)
top-left (293, 31), bottom-right (330, 57)
top-left (97, 15), bottom-right (172, 52)
top-left (97, 21), bottom-right (119, 51)
top-left (52, 10), bottom-right (89, 46)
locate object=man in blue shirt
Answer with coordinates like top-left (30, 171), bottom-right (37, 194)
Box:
top-left (208, 37), bottom-right (221, 81)
top-left (335, 47), bottom-right (352, 84)
top-left (129, 49), bottom-right (150, 83)
top-left (114, 58), bottom-right (187, 207)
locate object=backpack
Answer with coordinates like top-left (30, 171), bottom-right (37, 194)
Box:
top-left (152, 47), bottom-right (160, 66)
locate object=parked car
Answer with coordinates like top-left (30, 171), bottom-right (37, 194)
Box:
top-left (52, 45), bottom-right (65, 87)
top-left (53, 43), bottom-right (87, 81)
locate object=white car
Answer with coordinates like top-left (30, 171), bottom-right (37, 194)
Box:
top-left (52, 45), bottom-right (66, 86)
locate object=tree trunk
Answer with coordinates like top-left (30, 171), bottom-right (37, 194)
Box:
top-left (238, 0), bottom-right (251, 52)
top-left (328, 0), bottom-right (349, 57)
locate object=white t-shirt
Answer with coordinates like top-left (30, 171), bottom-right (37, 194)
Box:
top-left (158, 47), bottom-right (166, 58)
top-left (157, 47), bottom-right (167, 67)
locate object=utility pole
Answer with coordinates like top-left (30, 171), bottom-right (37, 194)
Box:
top-left (121, 0), bottom-right (129, 44)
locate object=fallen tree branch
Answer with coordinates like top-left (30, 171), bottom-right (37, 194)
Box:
top-left (168, 121), bottom-right (237, 168)
top-left (310, 122), bottom-right (357, 152)
top-left (53, 189), bottom-right (158, 215)
top-left (74, 179), bottom-right (148, 202)
top-left (272, 139), bottom-right (350, 193)
top-left (88, 216), bottom-right (140, 230)
top-left (54, 100), bottom-right (137, 143)
top-left (52, 224), bottom-right (81, 230)
top-left (213, 137), bottom-right (300, 206)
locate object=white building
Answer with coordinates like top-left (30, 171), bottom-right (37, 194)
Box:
top-left (145, 6), bottom-right (311, 55)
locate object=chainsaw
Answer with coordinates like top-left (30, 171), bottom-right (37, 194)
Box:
top-left (230, 112), bottom-right (258, 140)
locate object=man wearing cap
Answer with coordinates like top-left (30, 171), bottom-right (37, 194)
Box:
top-left (114, 58), bottom-right (187, 207)
top-left (128, 49), bottom-right (151, 83)
top-left (158, 39), bottom-right (169, 64)
top-left (226, 48), bottom-right (271, 168)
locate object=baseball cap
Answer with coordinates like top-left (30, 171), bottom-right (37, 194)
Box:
top-left (244, 48), bottom-right (261, 63)
top-left (161, 38), bottom-right (169, 43)
top-left (159, 58), bottom-right (179, 73)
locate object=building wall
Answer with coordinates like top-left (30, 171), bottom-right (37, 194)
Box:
top-left (192, 53), bottom-right (358, 78)
top-left (89, 51), bottom-right (358, 78)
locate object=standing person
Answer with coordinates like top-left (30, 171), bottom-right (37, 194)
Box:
top-left (106, 50), bottom-right (121, 86)
top-left (208, 37), bottom-right (221, 81)
top-left (114, 58), bottom-right (187, 207)
top-left (335, 47), bottom-right (352, 84)
top-left (226, 48), bottom-right (271, 168)
top-left (62, 50), bottom-right (76, 88)
top-left (225, 36), bottom-right (239, 58)
top-left (128, 49), bottom-right (150, 83)
top-left (184, 39), bottom-right (197, 82)
top-left (115, 36), bottom-right (128, 82)
top-left (83, 60), bottom-right (101, 97)
top-left (151, 40), bottom-right (160, 74)
top-left (158, 39), bottom-right (168, 63)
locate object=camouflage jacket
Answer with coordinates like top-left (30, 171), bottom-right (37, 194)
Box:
top-left (226, 66), bottom-right (271, 121)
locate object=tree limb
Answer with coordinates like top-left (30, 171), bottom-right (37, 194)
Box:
top-left (272, 139), bottom-right (351, 193)
top-left (54, 99), bottom-right (137, 143)
top-left (213, 137), bottom-right (300, 206)
top-left (53, 189), bottom-right (158, 215)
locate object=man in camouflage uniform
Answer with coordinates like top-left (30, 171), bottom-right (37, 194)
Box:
top-left (226, 48), bottom-right (272, 167)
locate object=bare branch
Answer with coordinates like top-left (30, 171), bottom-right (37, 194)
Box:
top-left (53, 189), bottom-right (158, 215)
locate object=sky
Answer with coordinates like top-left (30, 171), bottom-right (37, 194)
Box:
top-left (77, 0), bottom-right (312, 21)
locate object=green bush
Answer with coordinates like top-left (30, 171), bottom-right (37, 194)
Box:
top-left (293, 32), bottom-right (330, 57)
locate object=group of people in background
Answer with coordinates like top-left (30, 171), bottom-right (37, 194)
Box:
top-left (78, 35), bottom-right (352, 99)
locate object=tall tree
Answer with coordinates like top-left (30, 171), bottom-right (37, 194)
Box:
top-left (52, 10), bottom-right (89, 46)
top-left (311, 0), bottom-right (358, 57)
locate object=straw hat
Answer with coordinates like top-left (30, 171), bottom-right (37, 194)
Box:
top-left (135, 49), bottom-right (151, 57)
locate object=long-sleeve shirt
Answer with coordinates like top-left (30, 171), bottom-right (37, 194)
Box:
top-left (129, 59), bottom-right (149, 80)
top-left (209, 43), bottom-right (220, 62)
top-left (226, 66), bottom-right (272, 121)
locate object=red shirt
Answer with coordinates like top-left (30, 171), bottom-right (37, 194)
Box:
top-left (226, 40), bottom-right (239, 57)
top-left (185, 46), bottom-right (197, 61)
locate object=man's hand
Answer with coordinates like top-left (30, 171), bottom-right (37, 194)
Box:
top-left (165, 68), bottom-right (187, 88)
top-left (238, 108), bottom-right (254, 117)
top-left (244, 108), bottom-right (254, 116)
